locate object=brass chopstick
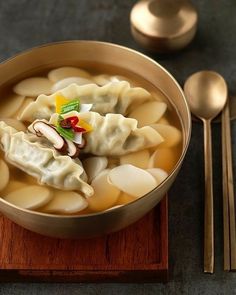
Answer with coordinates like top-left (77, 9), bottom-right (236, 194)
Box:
top-left (223, 99), bottom-right (236, 270)
top-left (222, 102), bottom-right (230, 271)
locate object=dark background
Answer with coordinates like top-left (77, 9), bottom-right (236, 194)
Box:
top-left (1, 0), bottom-right (236, 294)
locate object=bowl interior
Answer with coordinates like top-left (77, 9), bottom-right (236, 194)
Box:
top-left (0, 41), bottom-right (191, 219)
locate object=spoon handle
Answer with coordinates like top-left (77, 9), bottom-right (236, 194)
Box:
top-left (203, 119), bottom-right (214, 273)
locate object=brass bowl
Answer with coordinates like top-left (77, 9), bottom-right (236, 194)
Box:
top-left (0, 41), bottom-right (191, 238)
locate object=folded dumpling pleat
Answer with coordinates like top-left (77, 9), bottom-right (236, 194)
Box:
top-left (49, 112), bottom-right (164, 156)
top-left (19, 81), bottom-right (151, 122)
top-left (0, 121), bottom-right (93, 197)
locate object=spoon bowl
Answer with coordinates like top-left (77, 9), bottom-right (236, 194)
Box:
top-left (184, 71), bottom-right (227, 120)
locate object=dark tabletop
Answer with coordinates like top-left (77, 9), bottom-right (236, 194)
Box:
top-left (1, 0), bottom-right (236, 294)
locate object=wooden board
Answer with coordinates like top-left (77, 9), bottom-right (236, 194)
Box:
top-left (0, 196), bottom-right (168, 283)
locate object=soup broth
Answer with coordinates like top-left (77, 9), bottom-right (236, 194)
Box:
top-left (0, 64), bottom-right (182, 215)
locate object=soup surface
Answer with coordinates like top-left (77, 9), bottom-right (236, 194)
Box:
top-left (0, 65), bottom-right (182, 215)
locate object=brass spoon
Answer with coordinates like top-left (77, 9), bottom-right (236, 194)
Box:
top-left (184, 71), bottom-right (227, 273)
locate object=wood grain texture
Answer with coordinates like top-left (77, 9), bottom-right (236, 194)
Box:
top-left (0, 197), bottom-right (168, 283)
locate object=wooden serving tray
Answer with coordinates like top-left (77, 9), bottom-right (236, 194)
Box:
top-left (0, 196), bottom-right (168, 283)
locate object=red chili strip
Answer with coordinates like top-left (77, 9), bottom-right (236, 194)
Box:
top-left (73, 126), bottom-right (86, 132)
top-left (67, 116), bottom-right (79, 127)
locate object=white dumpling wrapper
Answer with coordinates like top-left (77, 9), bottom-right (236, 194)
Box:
top-left (0, 121), bottom-right (93, 197)
top-left (51, 77), bottom-right (94, 92)
top-left (19, 81), bottom-right (151, 122)
top-left (50, 111), bottom-right (164, 156)
top-left (93, 74), bottom-right (118, 86)
top-left (93, 74), bottom-right (132, 86)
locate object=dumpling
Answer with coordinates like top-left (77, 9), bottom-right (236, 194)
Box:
top-left (0, 121), bottom-right (93, 197)
top-left (93, 74), bottom-right (133, 86)
top-left (49, 111), bottom-right (164, 156)
top-left (19, 81), bottom-right (151, 122)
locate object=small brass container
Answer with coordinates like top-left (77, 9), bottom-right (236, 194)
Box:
top-left (0, 41), bottom-right (191, 238)
top-left (130, 0), bottom-right (198, 53)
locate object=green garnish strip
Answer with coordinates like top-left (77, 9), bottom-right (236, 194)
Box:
top-left (60, 99), bottom-right (80, 114)
top-left (56, 126), bottom-right (74, 141)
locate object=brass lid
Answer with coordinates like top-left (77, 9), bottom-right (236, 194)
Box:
top-left (130, 0), bottom-right (198, 53)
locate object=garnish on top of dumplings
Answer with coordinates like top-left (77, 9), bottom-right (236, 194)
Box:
top-left (49, 111), bottom-right (164, 156)
top-left (0, 121), bottom-right (93, 197)
top-left (28, 94), bottom-right (164, 157)
top-left (28, 96), bottom-right (94, 157)
top-left (54, 95), bottom-right (93, 145)
top-left (19, 81), bottom-right (152, 122)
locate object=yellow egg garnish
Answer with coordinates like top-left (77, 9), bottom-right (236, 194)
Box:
top-left (77, 118), bottom-right (93, 133)
top-left (55, 95), bottom-right (70, 113)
